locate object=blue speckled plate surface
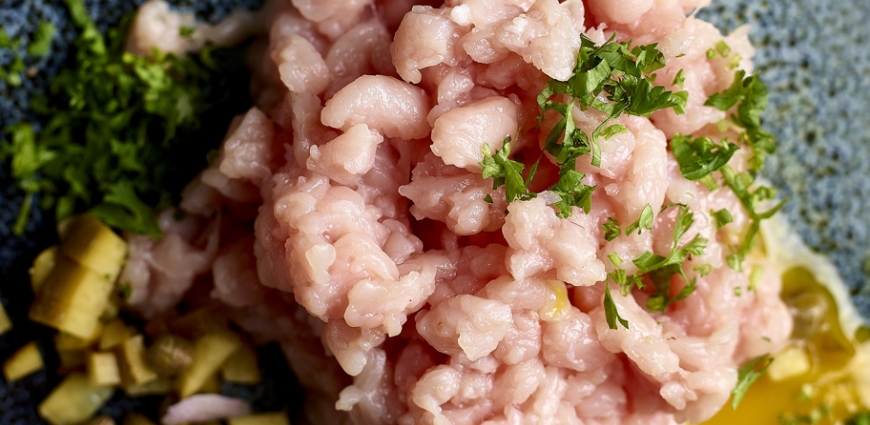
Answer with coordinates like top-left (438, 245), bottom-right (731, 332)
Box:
top-left (2, 0), bottom-right (869, 422)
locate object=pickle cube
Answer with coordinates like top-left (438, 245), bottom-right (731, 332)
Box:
top-left (115, 334), bottom-right (157, 387)
top-left (3, 341), bottom-right (44, 382)
top-left (29, 256), bottom-right (114, 339)
top-left (87, 351), bottom-right (121, 386)
top-left (30, 245), bottom-right (58, 293)
top-left (221, 343), bottom-right (261, 384)
top-left (178, 330), bottom-right (242, 397)
top-left (38, 373), bottom-right (114, 425)
top-left (0, 300), bottom-right (11, 335)
top-left (59, 214), bottom-right (128, 282)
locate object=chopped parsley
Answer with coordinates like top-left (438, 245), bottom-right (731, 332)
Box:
top-left (705, 70), bottom-right (775, 173)
top-left (480, 138), bottom-right (536, 204)
top-left (731, 354), bottom-right (774, 409)
top-left (671, 134), bottom-right (739, 181)
top-left (538, 34), bottom-right (687, 169)
top-left (847, 413), bottom-right (870, 425)
top-left (603, 283), bottom-right (629, 330)
top-left (179, 26), bottom-right (196, 38)
top-left (673, 69), bottom-right (686, 88)
top-left (602, 217), bottom-right (621, 241)
top-left (483, 34), bottom-right (687, 219)
top-left (0, 0), bottom-right (251, 237)
top-left (712, 208), bottom-right (734, 229)
top-left (27, 21), bottom-right (56, 56)
top-left (624, 204), bottom-right (654, 236)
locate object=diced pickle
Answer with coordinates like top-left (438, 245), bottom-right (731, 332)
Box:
top-left (87, 351), bottom-right (121, 386)
top-left (168, 306), bottom-right (229, 340)
top-left (29, 256), bottom-right (114, 339)
top-left (200, 373), bottom-right (221, 394)
top-left (30, 245), bottom-right (58, 293)
top-left (3, 341), bottom-right (44, 382)
top-left (221, 343), bottom-right (261, 384)
top-left (123, 376), bottom-right (172, 397)
top-left (115, 334), bottom-right (157, 387)
top-left (57, 349), bottom-right (87, 372)
top-left (100, 319), bottom-right (133, 351)
top-left (227, 413), bottom-right (291, 425)
top-left (0, 300), bottom-right (11, 335)
top-left (55, 324), bottom-right (102, 351)
top-left (59, 214), bottom-right (128, 282)
top-left (178, 330), bottom-right (242, 397)
top-left (38, 373), bottom-right (114, 425)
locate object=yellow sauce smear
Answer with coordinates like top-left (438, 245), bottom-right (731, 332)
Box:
top-left (705, 267), bottom-right (869, 424)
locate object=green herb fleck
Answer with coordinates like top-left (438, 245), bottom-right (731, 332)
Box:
top-left (602, 217), bottom-right (621, 241)
top-left (28, 21), bottom-right (56, 56)
top-left (673, 69), bottom-right (686, 88)
top-left (846, 412), bottom-right (870, 425)
top-left (604, 284), bottom-right (629, 330)
top-left (179, 26), bottom-right (195, 37)
top-left (480, 138), bottom-right (536, 204)
top-left (624, 204), bottom-right (654, 236)
top-left (671, 134), bottom-right (739, 181)
top-left (732, 354), bottom-right (774, 409)
top-left (712, 208), bottom-right (734, 229)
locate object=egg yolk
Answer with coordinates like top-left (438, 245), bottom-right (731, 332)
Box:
top-left (704, 267), bottom-right (867, 424)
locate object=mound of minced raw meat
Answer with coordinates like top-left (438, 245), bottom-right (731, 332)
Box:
top-left (119, 0), bottom-right (793, 424)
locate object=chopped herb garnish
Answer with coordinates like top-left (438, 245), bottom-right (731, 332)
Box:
top-left (624, 204), bottom-right (654, 236)
top-left (529, 33), bottom-right (687, 214)
top-left (27, 21), bottom-right (56, 56)
top-left (671, 134), bottom-right (739, 181)
top-left (179, 26), bottom-right (195, 37)
top-left (604, 283), bottom-right (629, 330)
top-left (673, 69), bottom-right (686, 88)
top-left (0, 28), bottom-right (18, 49)
top-left (605, 204), bottom-right (706, 316)
top-left (0, 0), bottom-right (251, 237)
top-left (721, 165), bottom-right (786, 270)
top-left (602, 217), bottom-right (621, 241)
top-left (846, 412), bottom-right (870, 425)
top-left (712, 208), bottom-right (734, 229)
top-left (705, 70), bottom-right (775, 173)
top-left (732, 354), bottom-right (774, 409)
top-left (480, 138), bottom-right (536, 204)
top-left (118, 283), bottom-right (132, 300)
top-left (715, 40), bottom-right (732, 57)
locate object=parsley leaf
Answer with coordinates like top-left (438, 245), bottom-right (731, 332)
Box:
top-left (673, 69), bottom-right (686, 88)
top-left (671, 134), bottom-right (739, 181)
top-left (480, 138), bottom-right (536, 203)
top-left (632, 204), bottom-right (707, 312)
top-left (846, 412), bottom-right (870, 425)
top-left (732, 354), bottom-right (774, 409)
top-left (604, 284), bottom-right (629, 330)
top-left (602, 217), bottom-right (621, 241)
top-left (712, 208), bottom-right (733, 229)
top-left (550, 166), bottom-right (595, 218)
top-left (27, 21), bottom-right (56, 56)
top-left (624, 204), bottom-right (654, 236)
top-left (705, 70), bottom-right (775, 173)
top-left (721, 165), bottom-right (787, 270)
top-left (538, 34), bottom-right (687, 166)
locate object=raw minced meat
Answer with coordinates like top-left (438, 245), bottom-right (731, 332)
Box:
top-left (119, 0), bottom-right (793, 424)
